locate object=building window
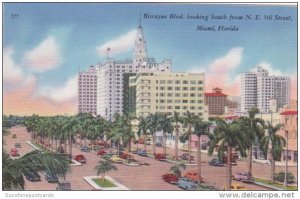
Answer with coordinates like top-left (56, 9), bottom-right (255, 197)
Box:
top-left (183, 80), bottom-right (188, 84)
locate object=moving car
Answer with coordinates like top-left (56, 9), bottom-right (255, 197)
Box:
top-left (56, 181), bottom-right (71, 190)
top-left (74, 155), bottom-right (86, 164)
top-left (178, 177), bottom-right (198, 190)
top-left (110, 155), bottom-right (123, 163)
top-left (184, 171), bottom-right (203, 183)
top-left (162, 173), bottom-right (178, 184)
top-left (80, 146), bottom-right (91, 152)
top-left (154, 153), bottom-right (166, 161)
top-left (45, 171), bottom-right (58, 183)
top-left (232, 172), bottom-right (254, 183)
top-left (15, 143), bottom-right (21, 148)
top-left (179, 153), bottom-right (194, 161)
top-left (10, 148), bottom-right (20, 156)
top-left (137, 149), bottom-right (147, 156)
top-left (209, 158), bottom-right (224, 167)
top-left (24, 170), bottom-right (41, 182)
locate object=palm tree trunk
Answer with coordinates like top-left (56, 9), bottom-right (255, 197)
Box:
top-left (64, 139), bottom-right (67, 154)
top-left (270, 155), bottom-right (275, 183)
top-left (227, 146), bottom-right (232, 191)
top-left (118, 140), bottom-right (120, 156)
top-left (175, 127), bottom-right (179, 160)
top-left (84, 137), bottom-right (87, 146)
top-left (80, 135), bottom-right (83, 146)
top-left (197, 135), bottom-right (202, 184)
top-left (143, 133), bottom-right (147, 151)
top-left (55, 139), bottom-right (58, 152)
top-left (69, 135), bottom-right (73, 159)
top-left (163, 132), bottom-right (167, 156)
top-left (188, 134), bottom-right (192, 163)
top-left (248, 144), bottom-right (253, 176)
top-left (152, 133), bottom-right (156, 155)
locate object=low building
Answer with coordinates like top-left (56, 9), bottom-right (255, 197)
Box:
top-left (205, 87), bottom-right (227, 116)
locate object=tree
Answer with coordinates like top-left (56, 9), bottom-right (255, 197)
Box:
top-left (181, 111), bottom-right (199, 163)
top-left (145, 113), bottom-right (160, 155)
top-left (260, 122), bottom-right (286, 183)
top-left (170, 111), bottom-right (183, 161)
top-left (63, 116), bottom-right (82, 159)
top-left (208, 118), bottom-right (247, 190)
top-left (94, 160), bottom-right (117, 181)
top-left (170, 163), bottom-right (186, 178)
top-left (157, 113), bottom-right (174, 156)
top-left (238, 107), bottom-right (265, 176)
top-left (137, 116), bottom-right (149, 152)
top-left (3, 150), bottom-right (70, 190)
top-left (193, 119), bottom-right (212, 184)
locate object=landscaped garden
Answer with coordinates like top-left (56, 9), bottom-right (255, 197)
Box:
top-left (92, 178), bottom-right (116, 188)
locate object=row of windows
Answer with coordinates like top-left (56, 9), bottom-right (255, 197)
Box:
top-left (154, 93), bottom-right (203, 97)
top-left (156, 80), bottom-right (203, 84)
top-left (155, 99), bottom-right (204, 103)
top-left (155, 86), bottom-right (203, 91)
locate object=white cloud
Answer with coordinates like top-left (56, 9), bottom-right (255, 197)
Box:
top-left (3, 47), bottom-right (24, 83)
top-left (96, 29), bottom-right (137, 57)
top-left (24, 36), bottom-right (61, 73)
top-left (38, 75), bottom-right (77, 102)
top-left (209, 47), bottom-right (243, 72)
top-left (254, 62), bottom-right (284, 76)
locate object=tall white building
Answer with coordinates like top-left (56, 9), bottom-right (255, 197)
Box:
top-left (78, 66), bottom-right (98, 115)
top-left (240, 66), bottom-right (290, 113)
top-left (96, 23), bottom-right (171, 120)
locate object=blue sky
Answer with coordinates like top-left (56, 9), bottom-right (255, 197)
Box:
top-left (3, 3), bottom-right (297, 115)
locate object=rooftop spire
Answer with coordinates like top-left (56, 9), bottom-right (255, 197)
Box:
top-left (139, 7), bottom-right (142, 28)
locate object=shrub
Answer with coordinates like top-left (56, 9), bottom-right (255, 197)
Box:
top-left (274, 172), bottom-right (295, 183)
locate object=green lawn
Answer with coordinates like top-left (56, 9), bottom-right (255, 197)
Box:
top-left (254, 178), bottom-right (297, 191)
top-left (92, 178), bottom-right (116, 188)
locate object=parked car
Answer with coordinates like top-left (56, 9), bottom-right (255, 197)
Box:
top-left (110, 155), bottom-right (123, 163)
top-left (10, 148), bottom-right (20, 156)
top-left (179, 153), bottom-right (194, 161)
top-left (45, 171), bottom-right (58, 183)
top-left (74, 155), bottom-right (86, 164)
top-left (137, 149), bottom-right (147, 156)
top-left (154, 153), bottom-right (166, 161)
top-left (15, 143), bottom-right (21, 148)
top-left (24, 170), bottom-right (41, 182)
top-left (178, 177), bottom-right (198, 190)
top-left (156, 143), bottom-right (162, 147)
top-left (56, 181), bottom-right (71, 190)
top-left (184, 171), bottom-right (203, 183)
top-left (12, 134), bottom-right (17, 138)
top-left (97, 149), bottom-right (107, 156)
top-left (99, 141), bottom-right (110, 148)
top-left (209, 158), bottom-right (224, 167)
top-left (162, 173), bottom-right (178, 184)
top-left (120, 153), bottom-right (134, 160)
top-left (222, 183), bottom-right (247, 190)
top-left (80, 146), bottom-right (91, 152)
top-left (232, 172), bottom-right (254, 183)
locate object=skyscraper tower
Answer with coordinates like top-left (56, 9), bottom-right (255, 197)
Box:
top-left (133, 20), bottom-right (148, 66)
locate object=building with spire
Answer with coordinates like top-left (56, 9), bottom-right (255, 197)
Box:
top-left (78, 22), bottom-right (172, 120)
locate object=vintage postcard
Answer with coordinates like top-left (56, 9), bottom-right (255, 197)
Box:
top-left (2, 1), bottom-right (298, 196)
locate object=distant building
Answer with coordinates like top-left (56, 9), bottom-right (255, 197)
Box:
top-left (78, 66), bottom-right (98, 115)
top-left (240, 67), bottom-right (290, 113)
top-left (204, 88), bottom-right (227, 115)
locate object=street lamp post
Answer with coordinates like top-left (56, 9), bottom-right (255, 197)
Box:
top-left (284, 130), bottom-right (289, 187)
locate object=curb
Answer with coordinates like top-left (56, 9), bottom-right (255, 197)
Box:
top-left (254, 181), bottom-right (285, 191)
top-left (83, 176), bottom-right (130, 190)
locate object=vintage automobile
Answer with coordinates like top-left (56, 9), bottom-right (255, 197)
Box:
top-left (154, 153), bottom-right (166, 161)
top-left (45, 171), bottom-right (58, 183)
top-left (74, 155), bottom-right (87, 164)
top-left (184, 171), bottom-right (203, 183)
top-left (178, 177), bottom-right (198, 190)
top-left (179, 153), bottom-right (195, 161)
top-left (97, 149), bottom-right (107, 156)
top-left (15, 143), bottom-right (21, 148)
top-left (56, 181), bottom-right (71, 190)
top-left (24, 169), bottom-right (41, 182)
top-left (10, 148), bottom-right (20, 156)
top-left (223, 183), bottom-right (247, 191)
top-left (162, 173), bottom-right (178, 184)
top-left (209, 158), bottom-right (224, 167)
top-left (119, 153), bottom-right (134, 160)
top-left (232, 172), bottom-right (254, 183)
top-left (80, 146), bottom-right (91, 152)
top-left (137, 149), bottom-right (147, 156)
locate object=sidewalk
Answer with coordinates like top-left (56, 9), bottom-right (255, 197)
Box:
top-left (253, 159), bottom-right (298, 167)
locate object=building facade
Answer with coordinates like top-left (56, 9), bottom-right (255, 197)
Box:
top-left (130, 72), bottom-right (207, 119)
top-left (78, 66), bottom-right (98, 115)
top-left (240, 67), bottom-right (290, 114)
top-left (204, 87), bottom-right (227, 116)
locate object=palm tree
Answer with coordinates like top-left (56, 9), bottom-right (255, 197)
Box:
top-left (193, 119), bottom-right (212, 184)
top-left (238, 107), bottom-right (265, 176)
top-left (170, 111), bottom-right (183, 160)
top-left (260, 122), bottom-right (286, 183)
top-left (157, 113), bottom-right (173, 156)
top-left (94, 160), bottom-right (117, 181)
top-left (170, 163), bottom-right (186, 178)
top-left (145, 113), bottom-right (160, 155)
top-left (181, 111), bottom-right (199, 163)
top-left (137, 116), bottom-right (149, 152)
top-left (208, 118), bottom-right (247, 190)
top-left (63, 116), bottom-right (82, 159)
top-left (3, 150), bottom-right (70, 190)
